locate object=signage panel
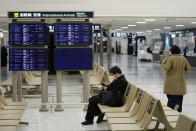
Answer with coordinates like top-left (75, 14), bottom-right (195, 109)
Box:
top-left (9, 49), bottom-right (48, 70)
top-left (54, 23), bottom-right (92, 45)
top-left (8, 12), bottom-right (94, 18)
top-left (55, 48), bottom-right (92, 70)
top-left (9, 23), bottom-right (47, 45)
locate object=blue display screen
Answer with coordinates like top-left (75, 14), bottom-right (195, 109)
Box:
top-left (9, 23), bottom-right (47, 45)
top-left (9, 49), bottom-right (48, 70)
top-left (55, 48), bottom-right (92, 70)
top-left (54, 23), bottom-right (92, 45)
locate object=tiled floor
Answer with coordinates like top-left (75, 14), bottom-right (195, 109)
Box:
top-left (1, 53), bottom-right (196, 131)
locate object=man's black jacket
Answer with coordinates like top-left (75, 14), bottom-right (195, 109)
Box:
top-left (107, 75), bottom-right (128, 94)
top-left (103, 75), bottom-right (128, 106)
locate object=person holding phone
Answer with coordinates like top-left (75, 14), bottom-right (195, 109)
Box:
top-left (162, 45), bottom-right (191, 112)
top-left (81, 66), bottom-right (128, 125)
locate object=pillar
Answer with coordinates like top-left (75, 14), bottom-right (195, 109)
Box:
top-left (107, 25), bottom-right (112, 70)
top-left (17, 71), bottom-right (22, 101)
top-left (82, 70), bottom-right (90, 110)
top-left (12, 71), bottom-right (18, 102)
top-left (100, 29), bottom-right (104, 66)
top-left (55, 70), bottom-right (64, 111)
top-left (39, 71), bottom-right (49, 112)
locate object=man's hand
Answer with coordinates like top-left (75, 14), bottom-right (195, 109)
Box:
top-left (103, 86), bottom-right (107, 91)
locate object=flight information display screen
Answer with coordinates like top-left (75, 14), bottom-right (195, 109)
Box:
top-left (54, 23), bottom-right (92, 45)
top-left (9, 49), bottom-right (48, 70)
top-left (55, 48), bottom-right (92, 70)
top-left (9, 23), bottom-right (47, 45)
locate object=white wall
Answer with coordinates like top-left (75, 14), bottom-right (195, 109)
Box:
top-left (0, 0), bottom-right (196, 17)
top-left (146, 33), bottom-right (161, 45)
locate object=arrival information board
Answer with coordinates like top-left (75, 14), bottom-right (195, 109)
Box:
top-left (9, 23), bottom-right (47, 45)
top-left (55, 48), bottom-right (92, 70)
top-left (9, 49), bottom-right (48, 71)
top-left (54, 23), bottom-right (92, 45)
top-left (8, 12), bottom-right (93, 18)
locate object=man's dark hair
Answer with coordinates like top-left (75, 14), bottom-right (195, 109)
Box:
top-left (170, 45), bottom-right (181, 54)
top-left (109, 66), bottom-right (122, 74)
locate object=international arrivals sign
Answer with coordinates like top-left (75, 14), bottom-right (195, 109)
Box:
top-left (8, 11), bottom-right (94, 18)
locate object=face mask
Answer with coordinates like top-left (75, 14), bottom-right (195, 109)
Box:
top-left (112, 75), bottom-right (117, 80)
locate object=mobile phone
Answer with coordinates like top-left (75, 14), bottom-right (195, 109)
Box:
top-left (101, 83), bottom-right (106, 86)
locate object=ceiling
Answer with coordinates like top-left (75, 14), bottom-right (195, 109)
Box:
top-left (1, 16), bottom-right (196, 34)
top-left (93, 17), bottom-right (196, 33)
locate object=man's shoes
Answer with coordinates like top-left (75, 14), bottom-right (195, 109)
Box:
top-left (81, 120), bottom-right (93, 125)
top-left (96, 113), bottom-right (104, 123)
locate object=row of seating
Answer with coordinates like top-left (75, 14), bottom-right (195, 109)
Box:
top-left (0, 71), bottom-right (41, 95)
top-left (0, 95), bottom-right (28, 131)
top-left (98, 82), bottom-right (196, 131)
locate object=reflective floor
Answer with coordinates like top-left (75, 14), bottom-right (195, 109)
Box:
top-left (1, 53), bottom-right (196, 131)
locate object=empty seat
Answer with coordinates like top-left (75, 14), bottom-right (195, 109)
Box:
top-left (172, 114), bottom-right (195, 131)
top-left (107, 90), bottom-right (151, 124)
top-left (111, 96), bottom-right (159, 131)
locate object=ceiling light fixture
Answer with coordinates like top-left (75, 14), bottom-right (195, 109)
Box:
top-left (176, 31), bottom-right (182, 33)
top-left (145, 19), bottom-right (156, 21)
top-left (176, 25), bottom-right (184, 27)
top-left (115, 29), bottom-right (122, 31)
top-left (136, 22), bottom-right (146, 24)
top-left (191, 22), bottom-right (196, 24)
top-left (164, 27), bottom-right (172, 29)
top-left (146, 30), bottom-right (152, 32)
top-left (136, 32), bottom-right (145, 34)
top-left (121, 27), bottom-right (128, 29)
top-left (154, 29), bottom-right (161, 31)
top-left (128, 25), bottom-right (136, 26)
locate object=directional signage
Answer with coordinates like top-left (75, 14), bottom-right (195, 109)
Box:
top-left (8, 12), bottom-right (94, 18)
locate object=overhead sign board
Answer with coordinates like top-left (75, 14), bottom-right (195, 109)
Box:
top-left (8, 11), bottom-right (94, 18)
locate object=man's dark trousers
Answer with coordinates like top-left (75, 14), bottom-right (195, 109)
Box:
top-left (85, 95), bottom-right (101, 121)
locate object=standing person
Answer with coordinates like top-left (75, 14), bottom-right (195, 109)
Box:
top-left (183, 46), bottom-right (188, 58)
top-left (81, 66), bottom-right (128, 125)
top-left (162, 45), bottom-right (191, 112)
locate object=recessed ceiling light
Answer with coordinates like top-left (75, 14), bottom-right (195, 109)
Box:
top-left (128, 25), bottom-right (136, 26)
top-left (121, 27), bottom-right (128, 29)
top-left (154, 29), bottom-right (161, 31)
top-left (115, 29), bottom-right (122, 31)
top-left (148, 33), bottom-right (151, 35)
top-left (145, 19), bottom-right (156, 21)
top-left (191, 22), bottom-right (196, 24)
top-left (164, 27), bottom-right (172, 29)
top-left (136, 32), bottom-right (145, 34)
top-left (176, 25), bottom-right (184, 27)
top-left (146, 30), bottom-right (152, 32)
top-left (136, 22), bottom-right (146, 24)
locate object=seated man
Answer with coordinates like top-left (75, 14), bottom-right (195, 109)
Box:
top-left (81, 66), bottom-right (128, 125)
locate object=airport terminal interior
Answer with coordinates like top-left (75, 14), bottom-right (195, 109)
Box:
top-left (0, 0), bottom-right (196, 131)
